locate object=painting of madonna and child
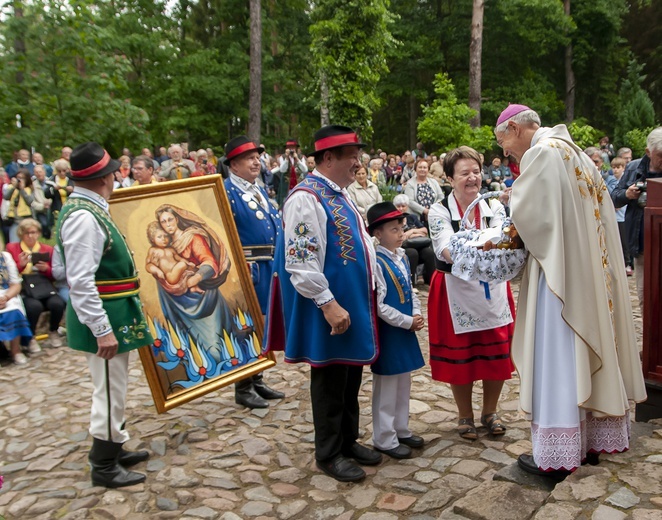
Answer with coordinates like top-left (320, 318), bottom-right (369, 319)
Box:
top-left (109, 176), bottom-right (275, 413)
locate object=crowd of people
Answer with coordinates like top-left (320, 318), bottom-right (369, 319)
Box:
top-left (1, 112), bottom-right (658, 490)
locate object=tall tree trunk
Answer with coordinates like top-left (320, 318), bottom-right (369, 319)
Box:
top-left (248, 0), bottom-right (262, 142)
top-left (564, 0), bottom-right (575, 122)
top-left (468, 0), bottom-right (484, 128)
top-left (13, 1), bottom-right (25, 85)
top-left (320, 73), bottom-right (330, 126)
top-left (409, 94), bottom-right (417, 150)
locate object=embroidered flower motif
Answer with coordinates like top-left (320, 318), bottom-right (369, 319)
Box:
top-left (286, 221), bottom-right (320, 264)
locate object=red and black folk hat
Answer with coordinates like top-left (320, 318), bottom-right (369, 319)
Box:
top-left (224, 136), bottom-right (265, 165)
top-left (367, 201), bottom-right (405, 234)
top-left (312, 125), bottom-right (366, 157)
top-left (68, 142), bottom-right (121, 181)
top-left (285, 139), bottom-right (298, 148)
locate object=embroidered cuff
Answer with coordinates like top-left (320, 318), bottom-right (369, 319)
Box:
top-left (90, 317), bottom-right (113, 338)
top-left (313, 290), bottom-right (335, 308)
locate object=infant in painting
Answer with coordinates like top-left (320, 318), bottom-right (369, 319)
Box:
top-left (145, 221), bottom-right (196, 285)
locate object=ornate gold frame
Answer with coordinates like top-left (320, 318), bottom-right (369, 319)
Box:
top-left (109, 175), bottom-right (276, 413)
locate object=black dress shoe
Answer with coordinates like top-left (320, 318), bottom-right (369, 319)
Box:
top-left (252, 374), bottom-right (285, 400)
top-left (118, 448), bottom-right (149, 467)
top-left (235, 380), bottom-right (269, 409)
top-left (342, 443), bottom-right (382, 466)
top-left (375, 444), bottom-right (412, 459)
top-left (398, 435), bottom-right (424, 448)
top-left (582, 452), bottom-right (600, 466)
top-left (517, 454), bottom-right (570, 481)
top-left (316, 455), bottom-right (365, 482)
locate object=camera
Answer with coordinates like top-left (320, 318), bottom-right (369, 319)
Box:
top-left (635, 181), bottom-right (647, 207)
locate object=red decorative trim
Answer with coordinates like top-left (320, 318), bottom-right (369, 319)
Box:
top-left (315, 133), bottom-right (359, 151)
top-left (371, 210), bottom-right (403, 226)
top-left (71, 151), bottom-right (111, 177)
top-left (286, 140), bottom-right (298, 147)
top-left (96, 281), bottom-right (139, 293)
top-left (227, 142), bottom-right (258, 160)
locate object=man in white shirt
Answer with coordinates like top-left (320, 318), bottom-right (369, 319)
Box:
top-left (267, 125), bottom-right (382, 482)
top-left (57, 142), bottom-right (153, 488)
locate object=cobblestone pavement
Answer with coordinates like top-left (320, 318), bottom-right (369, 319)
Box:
top-left (1, 277), bottom-right (661, 520)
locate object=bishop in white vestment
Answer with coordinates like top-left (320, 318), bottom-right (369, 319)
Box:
top-left (494, 105), bottom-right (646, 476)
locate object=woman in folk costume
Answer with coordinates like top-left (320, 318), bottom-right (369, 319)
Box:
top-left (494, 104), bottom-right (646, 478)
top-left (427, 146), bottom-right (515, 440)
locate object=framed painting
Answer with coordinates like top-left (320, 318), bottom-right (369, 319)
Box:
top-left (109, 175), bottom-right (276, 413)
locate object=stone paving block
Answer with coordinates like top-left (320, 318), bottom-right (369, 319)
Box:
top-left (606, 486), bottom-right (641, 509)
top-left (276, 499), bottom-right (308, 519)
top-left (453, 481), bottom-right (548, 520)
top-left (631, 510), bottom-right (662, 520)
top-left (376, 492), bottom-right (417, 511)
top-left (591, 504), bottom-right (627, 519)
top-left (618, 463), bottom-right (662, 495)
top-left (532, 503), bottom-right (582, 520)
top-left (345, 486), bottom-right (379, 508)
top-left (412, 488), bottom-right (454, 513)
top-left (449, 459), bottom-right (489, 477)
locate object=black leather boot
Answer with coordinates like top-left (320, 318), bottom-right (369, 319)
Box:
top-left (118, 448), bottom-right (150, 467)
top-left (89, 438), bottom-right (147, 488)
top-left (252, 374), bottom-right (285, 400)
top-left (235, 378), bottom-right (269, 409)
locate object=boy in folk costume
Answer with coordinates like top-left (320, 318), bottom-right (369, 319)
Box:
top-left (367, 202), bottom-right (426, 460)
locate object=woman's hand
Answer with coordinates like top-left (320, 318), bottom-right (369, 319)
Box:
top-left (18, 251), bottom-right (30, 270)
top-left (0, 294), bottom-right (8, 310)
top-left (33, 261), bottom-right (49, 272)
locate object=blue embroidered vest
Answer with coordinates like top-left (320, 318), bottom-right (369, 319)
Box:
top-left (267, 175), bottom-right (378, 366)
top-left (224, 179), bottom-right (282, 313)
top-left (372, 252), bottom-right (424, 375)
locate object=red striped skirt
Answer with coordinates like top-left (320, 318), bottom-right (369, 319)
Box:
top-left (428, 270), bottom-right (515, 385)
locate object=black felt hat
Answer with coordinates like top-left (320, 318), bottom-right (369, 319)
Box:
top-left (312, 125), bottom-right (366, 157)
top-left (68, 142), bottom-right (120, 181)
top-left (367, 201), bottom-right (405, 234)
top-left (224, 136), bottom-right (264, 165)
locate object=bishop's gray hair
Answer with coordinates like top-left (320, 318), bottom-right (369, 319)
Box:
top-left (647, 127), bottom-right (662, 153)
top-left (494, 109), bottom-right (541, 134)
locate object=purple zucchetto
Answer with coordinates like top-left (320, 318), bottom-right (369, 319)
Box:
top-left (496, 104), bottom-right (531, 126)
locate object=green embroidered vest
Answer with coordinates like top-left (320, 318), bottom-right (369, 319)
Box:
top-left (56, 197), bottom-right (153, 354)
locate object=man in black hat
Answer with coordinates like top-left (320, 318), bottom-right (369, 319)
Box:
top-left (56, 142), bottom-right (153, 488)
top-left (223, 136), bottom-right (285, 409)
top-left (267, 125), bottom-right (382, 482)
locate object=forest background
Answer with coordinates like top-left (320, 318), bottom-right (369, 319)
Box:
top-left (0, 0), bottom-right (660, 160)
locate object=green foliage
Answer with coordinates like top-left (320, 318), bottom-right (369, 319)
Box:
top-left (0, 0), bottom-right (151, 158)
top-left (623, 127), bottom-right (656, 157)
top-left (567, 120), bottom-right (603, 150)
top-left (0, 0), bottom-right (656, 160)
top-left (614, 59), bottom-right (657, 146)
top-left (309, 0), bottom-right (397, 137)
top-left (378, 183), bottom-right (399, 202)
top-left (417, 73), bottom-right (495, 154)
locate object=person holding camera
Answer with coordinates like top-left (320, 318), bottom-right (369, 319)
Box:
top-left (158, 144), bottom-right (196, 181)
top-left (611, 126), bottom-right (662, 312)
top-left (275, 140), bottom-right (307, 206)
top-left (3, 169), bottom-right (47, 243)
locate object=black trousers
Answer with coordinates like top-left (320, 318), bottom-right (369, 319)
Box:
top-left (310, 364), bottom-right (363, 462)
top-left (404, 245), bottom-right (435, 284)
